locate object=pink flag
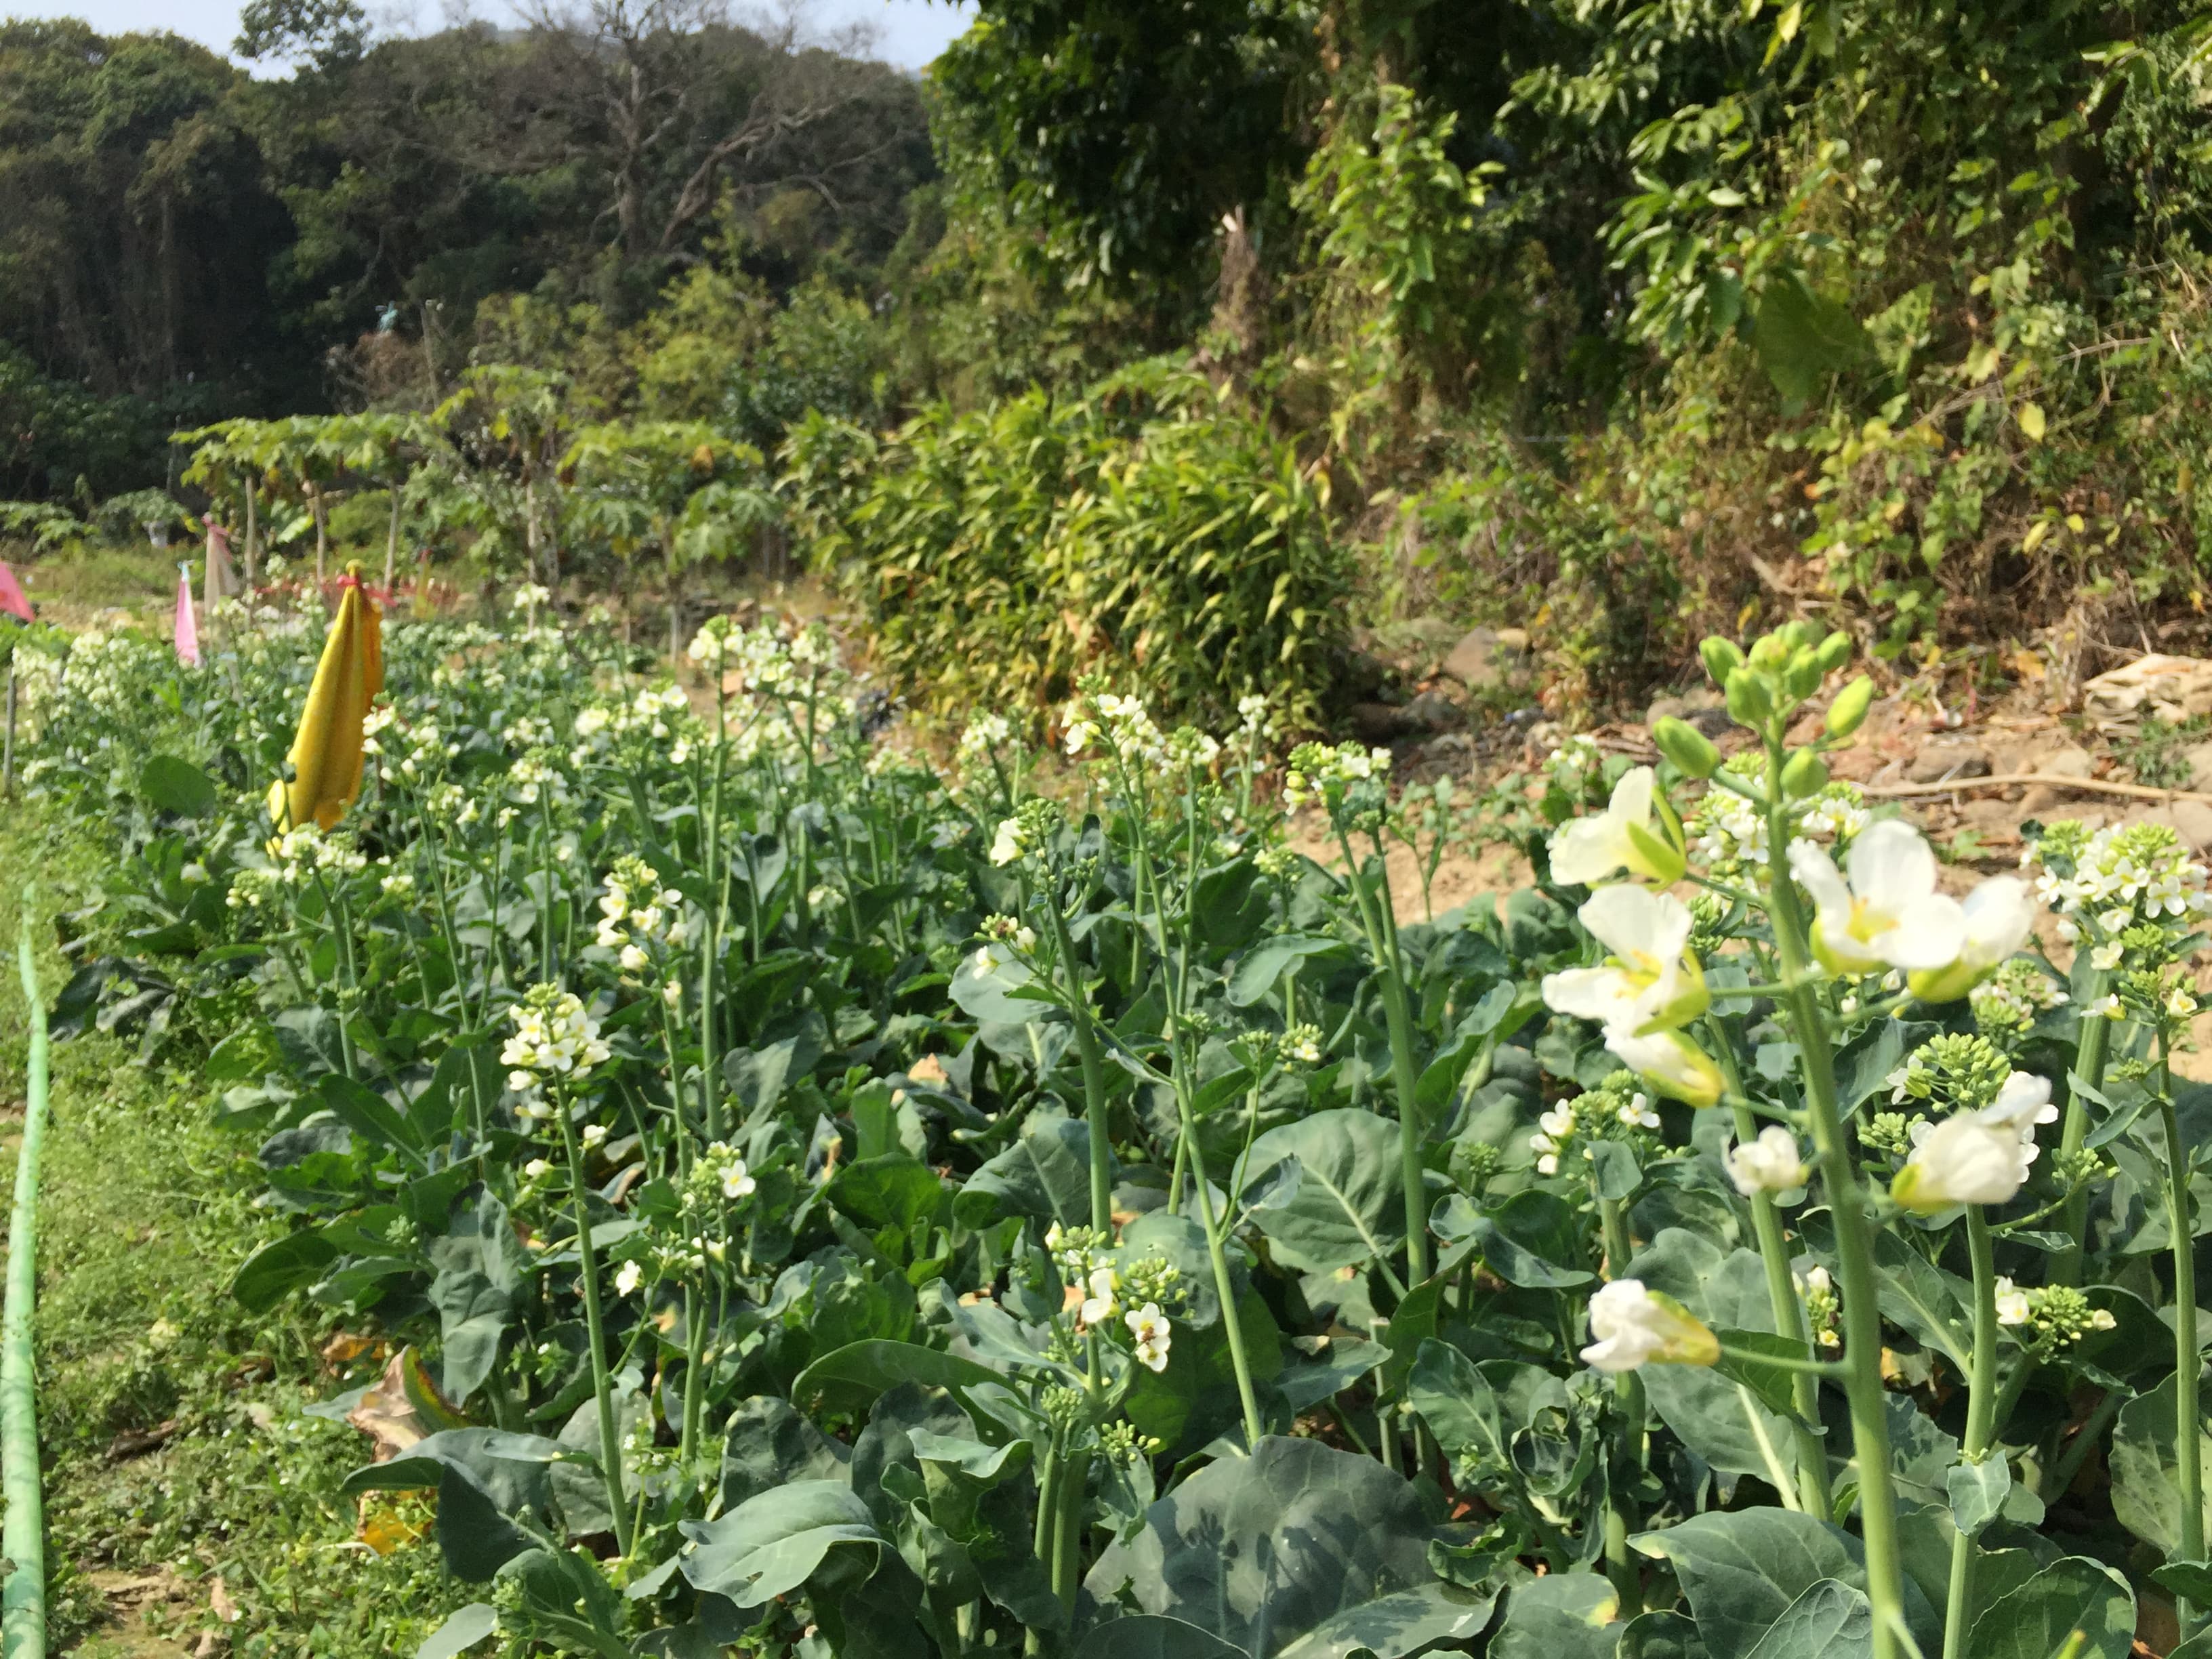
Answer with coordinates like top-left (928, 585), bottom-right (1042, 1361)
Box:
top-left (175, 563), bottom-right (201, 665)
top-left (0, 560), bottom-right (29, 623)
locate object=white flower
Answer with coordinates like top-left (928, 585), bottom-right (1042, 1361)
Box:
top-left (1724, 1126), bottom-right (1810, 1197)
top-left (989, 817), bottom-right (1027, 867)
top-left (1978, 1071), bottom-right (2058, 1141)
top-left (523, 1158), bottom-right (551, 1179)
top-left (1580, 1279), bottom-right (1719, 1373)
top-left (619, 943), bottom-right (649, 974)
top-left (1893, 1115), bottom-right (2032, 1211)
top-left (662, 979), bottom-right (684, 1010)
top-left (1542, 884), bottom-right (1708, 1035)
top-left (1125, 1303), bottom-right (1172, 1372)
top-left (1790, 819), bottom-right (1967, 973)
top-left (614, 1260), bottom-right (643, 1297)
top-left (2091, 941), bottom-right (2125, 972)
top-left (1994, 1277), bottom-right (2031, 1326)
top-left (1603, 1026), bottom-right (1725, 1108)
top-left (1081, 1267), bottom-right (1120, 1328)
top-left (1909, 876), bottom-right (2039, 1002)
top-left (1549, 767), bottom-right (1682, 886)
top-left (581, 1122), bottom-right (609, 1149)
top-left (720, 1158), bottom-right (756, 1200)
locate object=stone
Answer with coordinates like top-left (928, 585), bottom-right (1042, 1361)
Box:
top-left (1347, 701), bottom-right (1416, 743)
top-left (2020, 785), bottom-right (2070, 817)
top-left (2176, 800), bottom-right (2212, 851)
top-left (1904, 743), bottom-right (1992, 785)
top-left (1685, 707), bottom-right (1736, 739)
top-left (1399, 690), bottom-right (1467, 733)
top-left (1441, 627), bottom-right (1530, 689)
top-left (1645, 687), bottom-right (1723, 727)
top-left (1397, 615), bottom-right (1460, 651)
top-left (2185, 741), bottom-right (2212, 793)
top-left (2039, 745), bottom-right (2095, 781)
top-left (2085, 654), bottom-right (2212, 724)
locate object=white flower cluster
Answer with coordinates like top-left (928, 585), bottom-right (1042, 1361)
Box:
top-left (1528, 1085), bottom-right (1661, 1176)
top-left (700, 1140), bottom-right (757, 1202)
top-left (365, 710), bottom-right (459, 786)
top-left (571, 685), bottom-right (697, 764)
top-left (510, 583), bottom-right (551, 614)
top-left (1282, 742), bottom-right (1392, 811)
top-left (1063, 693), bottom-right (1169, 765)
top-left (596, 857), bottom-right (690, 989)
top-left (230, 823), bottom-right (368, 909)
top-left (2024, 821), bottom-right (2212, 937)
top-left (1893, 1071), bottom-right (2059, 1211)
top-left (957, 713), bottom-right (1012, 768)
top-left (501, 987), bottom-right (613, 1110)
top-left (1689, 777), bottom-right (1870, 871)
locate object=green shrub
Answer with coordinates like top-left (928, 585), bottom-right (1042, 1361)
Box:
top-left (784, 359), bottom-right (1351, 733)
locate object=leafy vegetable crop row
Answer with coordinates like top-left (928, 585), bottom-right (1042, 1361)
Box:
top-left (7, 598), bottom-right (2209, 1659)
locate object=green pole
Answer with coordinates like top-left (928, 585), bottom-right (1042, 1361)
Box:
top-left (6, 899), bottom-right (49, 1659)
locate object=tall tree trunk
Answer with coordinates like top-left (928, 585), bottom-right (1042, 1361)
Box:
top-left (243, 483), bottom-right (260, 590)
top-left (384, 487), bottom-right (401, 596)
top-left (311, 485), bottom-right (329, 589)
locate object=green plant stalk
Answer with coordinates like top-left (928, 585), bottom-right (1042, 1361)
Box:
top-left (1595, 1191), bottom-right (1645, 1616)
top-left (1762, 742), bottom-right (1906, 1659)
top-left (2051, 977), bottom-right (2113, 1288)
top-left (701, 702), bottom-right (729, 1143)
top-left (1044, 888), bottom-right (1115, 1234)
top-left (557, 1104), bottom-right (634, 1557)
top-left (2163, 1085), bottom-right (2203, 1641)
top-left (1942, 1208), bottom-right (2001, 1659)
top-left (680, 1280), bottom-right (704, 1479)
top-left (1334, 826), bottom-right (1429, 1286)
top-left (7, 903), bottom-right (51, 1659)
top-left (1052, 1446), bottom-right (1089, 1609)
top-left (1711, 1034), bottom-right (1833, 1514)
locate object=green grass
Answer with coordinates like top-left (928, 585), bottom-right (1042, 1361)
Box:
top-left (0, 808), bottom-right (458, 1657)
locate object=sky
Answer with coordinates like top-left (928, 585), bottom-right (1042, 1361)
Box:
top-left (0, 0), bottom-right (974, 69)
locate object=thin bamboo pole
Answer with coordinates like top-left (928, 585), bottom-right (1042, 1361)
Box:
top-left (5, 897), bottom-right (52, 1658)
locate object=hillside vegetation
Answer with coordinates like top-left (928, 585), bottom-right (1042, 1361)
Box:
top-left (7, 0), bottom-right (2212, 717)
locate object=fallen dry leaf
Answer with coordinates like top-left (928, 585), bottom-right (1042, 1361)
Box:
top-left (209, 1574), bottom-right (240, 1624)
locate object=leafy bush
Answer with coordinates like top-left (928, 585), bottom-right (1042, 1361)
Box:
top-left (785, 359), bottom-right (1352, 732)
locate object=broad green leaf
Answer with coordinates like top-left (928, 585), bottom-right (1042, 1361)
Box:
top-left (1491, 1572), bottom-right (1620, 1659)
top-left (1740, 1579), bottom-right (1868, 1659)
top-left (1754, 273), bottom-right (1869, 407)
top-left (1242, 1109), bottom-right (1406, 1273)
top-left (140, 753), bottom-right (218, 816)
top-left (2153, 1560), bottom-right (2212, 1605)
top-left (415, 1603), bottom-right (499, 1659)
top-left (1074, 1617), bottom-right (1246, 1659)
top-left (1631, 1510), bottom-right (1868, 1659)
top-left (1946, 1456), bottom-right (2010, 1540)
top-left (1639, 1363), bottom-right (1802, 1500)
top-left (679, 1480), bottom-right (884, 1609)
top-left (1227, 935), bottom-right (1345, 1007)
top-left (791, 1339), bottom-right (1005, 1416)
top-left (230, 1228), bottom-right (336, 1312)
top-left (1618, 1610), bottom-right (1708, 1659)
top-left (954, 1111), bottom-right (1101, 1229)
top-left (1962, 1557), bottom-right (2134, 1659)
top-left (1408, 1338), bottom-right (1504, 1464)
top-left (2112, 1374), bottom-right (2212, 1555)
top-left (1081, 1436), bottom-right (1492, 1659)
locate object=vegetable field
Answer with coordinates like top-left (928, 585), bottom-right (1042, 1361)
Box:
top-left (6, 596), bottom-right (2211, 1659)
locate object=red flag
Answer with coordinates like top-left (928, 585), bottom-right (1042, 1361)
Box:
top-left (0, 561), bottom-right (29, 623)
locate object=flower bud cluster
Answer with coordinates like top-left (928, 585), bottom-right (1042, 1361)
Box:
top-left (596, 857), bottom-right (691, 977)
top-left (2026, 820), bottom-right (2212, 945)
top-left (1063, 691), bottom-right (1170, 766)
top-left (502, 985), bottom-right (612, 1102)
top-left (1282, 741), bottom-right (1393, 815)
top-left (1992, 1277), bottom-right (2116, 1359)
top-left (1529, 1073), bottom-right (1662, 1176)
top-left (1970, 959), bottom-right (2070, 1044)
top-left (1884, 1033), bottom-right (2011, 1111)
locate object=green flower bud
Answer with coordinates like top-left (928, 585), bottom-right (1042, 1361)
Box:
top-left (1652, 716), bottom-right (1721, 779)
top-left (1784, 647), bottom-right (1823, 701)
top-left (1724, 666), bottom-right (1774, 727)
top-left (1748, 633), bottom-right (1790, 670)
top-left (1826, 675), bottom-right (1876, 739)
top-left (1700, 637), bottom-right (1746, 685)
top-left (1780, 748), bottom-right (1829, 799)
top-left (1815, 629), bottom-right (1853, 674)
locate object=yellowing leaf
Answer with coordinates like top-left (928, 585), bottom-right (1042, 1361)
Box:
top-left (2018, 402), bottom-right (2047, 442)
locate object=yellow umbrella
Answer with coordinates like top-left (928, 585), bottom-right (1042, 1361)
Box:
top-left (268, 563), bottom-right (384, 832)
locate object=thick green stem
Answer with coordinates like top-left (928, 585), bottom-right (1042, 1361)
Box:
top-left (2051, 987), bottom-right (2112, 1287)
top-left (559, 1108), bottom-right (635, 1557)
top-left (1713, 1039), bottom-right (1832, 1515)
top-left (8, 903), bottom-right (52, 1658)
top-left (1052, 1447), bottom-right (1089, 1609)
top-left (1942, 1208), bottom-right (2001, 1659)
top-left (1763, 740), bottom-right (1905, 1659)
top-left (1179, 1101), bottom-right (1266, 1446)
top-left (1045, 891), bottom-right (1115, 1234)
top-left (1336, 828), bottom-right (1429, 1286)
top-left (2164, 1091), bottom-right (2203, 1640)
top-left (1596, 1191), bottom-right (1645, 1615)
